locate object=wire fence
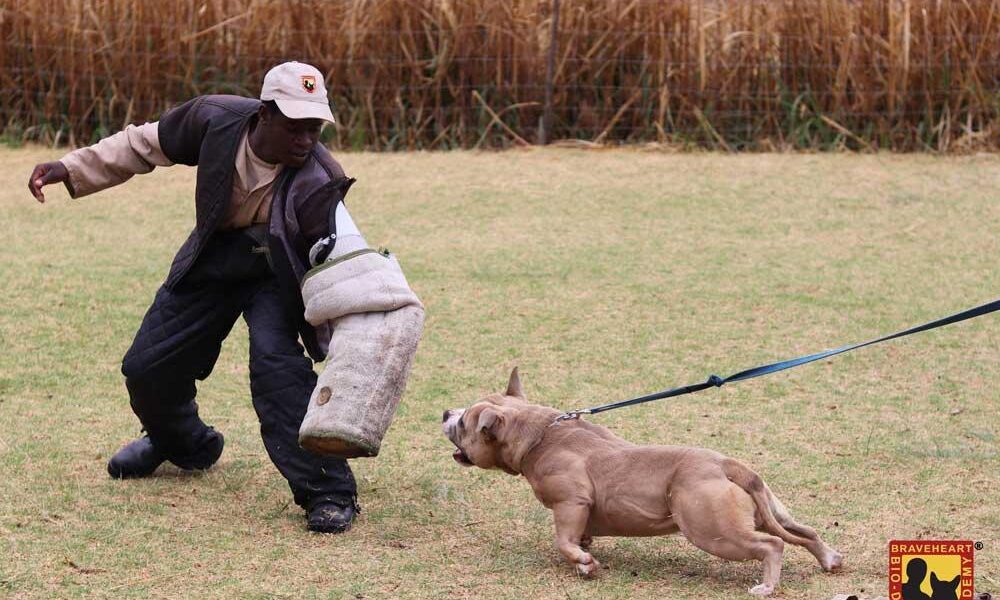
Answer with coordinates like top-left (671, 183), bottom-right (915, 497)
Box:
top-left (2, 0), bottom-right (999, 152)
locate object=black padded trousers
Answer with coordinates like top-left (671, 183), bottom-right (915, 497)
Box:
top-left (120, 229), bottom-right (356, 509)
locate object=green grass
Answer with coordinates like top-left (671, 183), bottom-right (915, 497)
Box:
top-left (2, 147), bottom-right (999, 599)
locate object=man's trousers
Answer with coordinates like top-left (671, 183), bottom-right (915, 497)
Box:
top-left (120, 229), bottom-right (356, 508)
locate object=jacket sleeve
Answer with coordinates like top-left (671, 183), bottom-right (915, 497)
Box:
top-left (156, 96), bottom-right (210, 166)
top-left (58, 122), bottom-right (173, 198)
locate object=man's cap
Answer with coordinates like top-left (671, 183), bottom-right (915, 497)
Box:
top-left (260, 61), bottom-right (335, 124)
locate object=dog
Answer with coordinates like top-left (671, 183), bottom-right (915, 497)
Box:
top-left (929, 572), bottom-right (961, 600)
top-left (442, 368), bottom-right (843, 596)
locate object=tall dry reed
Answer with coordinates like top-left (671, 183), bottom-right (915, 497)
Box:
top-left (1, 0), bottom-right (998, 151)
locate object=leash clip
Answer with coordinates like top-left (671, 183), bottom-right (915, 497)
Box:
top-left (549, 410), bottom-right (589, 427)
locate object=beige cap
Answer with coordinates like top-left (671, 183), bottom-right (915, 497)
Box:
top-left (260, 61), bottom-right (335, 124)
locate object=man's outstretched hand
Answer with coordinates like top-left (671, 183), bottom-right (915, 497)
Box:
top-left (28, 161), bottom-right (69, 203)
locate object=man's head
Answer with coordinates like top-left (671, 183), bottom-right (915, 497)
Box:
top-left (905, 557), bottom-right (927, 583)
top-left (254, 61), bottom-right (335, 167)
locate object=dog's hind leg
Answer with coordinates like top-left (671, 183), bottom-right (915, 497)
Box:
top-left (722, 458), bottom-right (844, 573)
top-left (551, 502), bottom-right (600, 577)
top-left (672, 482), bottom-right (784, 596)
top-left (766, 491), bottom-right (843, 573)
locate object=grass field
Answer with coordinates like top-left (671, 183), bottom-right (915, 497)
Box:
top-left (1, 147), bottom-right (998, 599)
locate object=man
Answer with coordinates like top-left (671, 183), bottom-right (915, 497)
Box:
top-left (27, 61), bottom-right (362, 533)
top-left (901, 557), bottom-right (931, 600)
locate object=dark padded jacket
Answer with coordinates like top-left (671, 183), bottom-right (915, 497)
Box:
top-left (157, 94), bottom-right (355, 361)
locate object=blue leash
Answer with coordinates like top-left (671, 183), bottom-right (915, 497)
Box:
top-left (553, 297), bottom-right (1000, 423)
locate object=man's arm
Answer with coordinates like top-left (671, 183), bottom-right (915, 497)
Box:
top-left (27, 122), bottom-right (173, 203)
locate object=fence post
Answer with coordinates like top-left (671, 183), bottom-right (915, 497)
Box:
top-left (541, 0), bottom-right (560, 145)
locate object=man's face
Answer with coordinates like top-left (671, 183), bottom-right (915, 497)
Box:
top-left (258, 108), bottom-right (324, 167)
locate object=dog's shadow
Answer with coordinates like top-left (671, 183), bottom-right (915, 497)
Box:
top-left (491, 522), bottom-right (814, 590)
top-left (591, 537), bottom-right (756, 583)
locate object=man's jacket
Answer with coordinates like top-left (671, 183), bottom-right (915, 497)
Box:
top-left (158, 94), bottom-right (354, 361)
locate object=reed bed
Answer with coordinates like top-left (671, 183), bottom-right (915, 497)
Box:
top-left (1, 0), bottom-right (998, 151)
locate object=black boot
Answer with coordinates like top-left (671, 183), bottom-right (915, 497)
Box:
top-left (107, 429), bottom-right (224, 479)
top-left (306, 497), bottom-right (359, 534)
top-left (107, 436), bottom-right (165, 479)
top-left (168, 428), bottom-right (225, 471)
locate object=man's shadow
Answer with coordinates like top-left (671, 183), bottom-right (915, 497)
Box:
top-left (902, 558), bottom-right (961, 600)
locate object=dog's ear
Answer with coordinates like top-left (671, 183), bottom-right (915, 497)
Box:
top-left (505, 366), bottom-right (525, 400)
top-left (476, 406), bottom-right (504, 440)
top-left (931, 572), bottom-right (940, 585)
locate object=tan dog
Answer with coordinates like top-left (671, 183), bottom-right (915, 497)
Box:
top-left (442, 368), bottom-right (843, 596)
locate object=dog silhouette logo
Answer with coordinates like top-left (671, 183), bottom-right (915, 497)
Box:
top-left (301, 75), bottom-right (317, 93)
top-left (889, 541), bottom-right (974, 600)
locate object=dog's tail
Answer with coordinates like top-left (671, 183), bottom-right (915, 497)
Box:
top-left (721, 458), bottom-right (813, 547)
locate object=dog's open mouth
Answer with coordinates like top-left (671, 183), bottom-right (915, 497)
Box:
top-left (452, 446), bottom-right (473, 466)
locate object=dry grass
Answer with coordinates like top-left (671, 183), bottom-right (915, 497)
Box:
top-left (1, 146), bottom-right (999, 599)
top-left (1, 0), bottom-right (999, 151)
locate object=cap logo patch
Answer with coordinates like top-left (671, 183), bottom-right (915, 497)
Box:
top-left (301, 75), bottom-right (317, 93)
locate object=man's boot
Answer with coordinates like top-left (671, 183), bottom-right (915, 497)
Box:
top-left (306, 497), bottom-right (359, 534)
top-left (107, 436), bottom-right (165, 479)
top-left (107, 429), bottom-right (224, 479)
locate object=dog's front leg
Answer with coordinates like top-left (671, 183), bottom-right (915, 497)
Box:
top-left (552, 502), bottom-right (600, 577)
